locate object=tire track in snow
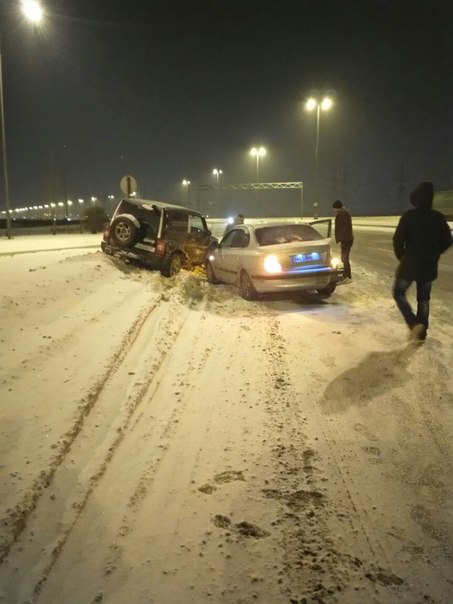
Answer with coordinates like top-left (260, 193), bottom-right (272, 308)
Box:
top-left (0, 290), bottom-right (164, 566)
top-left (2, 285), bottom-right (148, 378)
top-left (0, 258), bottom-right (158, 547)
top-left (0, 284), bottom-right (208, 602)
top-left (35, 296), bottom-right (285, 604)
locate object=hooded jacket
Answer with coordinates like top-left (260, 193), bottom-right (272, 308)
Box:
top-left (393, 182), bottom-right (452, 281)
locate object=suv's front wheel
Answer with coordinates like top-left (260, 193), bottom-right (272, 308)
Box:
top-left (161, 253), bottom-right (182, 277)
top-left (110, 215), bottom-right (140, 247)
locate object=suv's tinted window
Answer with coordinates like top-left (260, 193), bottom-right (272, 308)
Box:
top-left (190, 214), bottom-right (207, 234)
top-left (164, 210), bottom-right (189, 236)
top-left (116, 200), bottom-right (137, 214)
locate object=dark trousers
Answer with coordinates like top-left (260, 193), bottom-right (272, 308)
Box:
top-left (393, 277), bottom-right (432, 330)
top-left (340, 240), bottom-right (353, 279)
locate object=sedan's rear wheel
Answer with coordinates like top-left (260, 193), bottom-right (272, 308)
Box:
top-left (317, 282), bottom-right (336, 297)
top-left (240, 270), bottom-right (257, 300)
top-left (205, 260), bottom-right (219, 284)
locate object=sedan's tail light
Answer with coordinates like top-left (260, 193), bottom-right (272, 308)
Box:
top-left (264, 255), bottom-right (282, 274)
top-left (155, 238), bottom-right (167, 256)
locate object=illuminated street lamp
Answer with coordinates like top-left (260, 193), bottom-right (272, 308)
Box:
top-left (0, 1), bottom-right (43, 239)
top-left (305, 95), bottom-right (333, 219)
top-left (182, 179), bottom-right (191, 205)
top-left (107, 194), bottom-right (115, 217)
top-left (249, 146), bottom-right (266, 183)
top-left (22, 1), bottom-right (43, 23)
top-left (250, 146), bottom-right (266, 204)
top-left (212, 168), bottom-right (222, 214)
top-left (212, 168), bottom-right (222, 186)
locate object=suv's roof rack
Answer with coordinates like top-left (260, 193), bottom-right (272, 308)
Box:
top-left (122, 197), bottom-right (201, 214)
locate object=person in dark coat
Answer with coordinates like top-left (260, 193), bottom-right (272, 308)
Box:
top-left (392, 181), bottom-right (452, 341)
top-left (333, 200), bottom-right (354, 283)
top-left (223, 213), bottom-right (245, 237)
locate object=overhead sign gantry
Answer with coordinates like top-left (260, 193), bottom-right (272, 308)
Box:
top-left (196, 181), bottom-right (304, 217)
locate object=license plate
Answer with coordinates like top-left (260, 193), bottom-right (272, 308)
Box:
top-left (291, 252), bottom-right (320, 264)
top-left (135, 243), bottom-right (155, 252)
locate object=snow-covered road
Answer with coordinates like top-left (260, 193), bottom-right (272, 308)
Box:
top-left (0, 233), bottom-right (452, 603)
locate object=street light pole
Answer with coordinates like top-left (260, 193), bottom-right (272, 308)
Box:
top-left (314, 102), bottom-right (320, 219)
top-left (0, 2), bottom-right (43, 239)
top-left (0, 35), bottom-right (12, 239)
top-left (250, 146), bottom-right (266, 183)
top-left (306, 95), bottom-right (333, 219)
top-left (250, 146), bottom-right (266, 204)
top-left (182, 179), bottom-right (191, 205)
top-left (212, 168), bottom-right (222, 216)
top-left (300, 182), bottom-right (304, 219)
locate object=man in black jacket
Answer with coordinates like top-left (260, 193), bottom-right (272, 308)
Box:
top-left (333, 200), bottom-right (354, 283)
top-left (223, 213), bottom-right (245, 237)
top-left (392, 181), bottom-right (452, 342)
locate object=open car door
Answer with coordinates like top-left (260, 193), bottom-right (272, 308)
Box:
top-left (309, 218), bottom-right (332, 239)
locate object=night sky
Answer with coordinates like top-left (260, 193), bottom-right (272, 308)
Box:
top-left (1, 0), bottom-right (452, 217)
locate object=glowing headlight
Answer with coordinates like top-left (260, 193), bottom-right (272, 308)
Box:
top-left (264, 255), bottom-right (282, 274)
top-left (208, 254), bottom-right (215, 261)
top-left (331, 256), bottom-right (341, 268)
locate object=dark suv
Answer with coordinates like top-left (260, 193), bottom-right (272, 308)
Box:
top-left (101, 198), bottom-right (216, 277)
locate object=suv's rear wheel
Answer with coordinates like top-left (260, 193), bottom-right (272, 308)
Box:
top-left (110, 216), bottom-right (139, 247)
top-left (161, 253), bottom-right (182, 277)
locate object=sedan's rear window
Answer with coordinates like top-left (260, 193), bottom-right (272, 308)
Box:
top-left (255, 224), bottom-right (321, 246)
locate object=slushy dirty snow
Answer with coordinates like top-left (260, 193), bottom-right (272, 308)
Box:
top-left (0, 234), bottom-right (452, 604)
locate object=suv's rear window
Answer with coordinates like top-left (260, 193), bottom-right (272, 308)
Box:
top-left (116, 200), bottom-right (160, 231)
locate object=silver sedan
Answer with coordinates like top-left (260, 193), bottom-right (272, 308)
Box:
top-left (205, 221), bottom-right (343, 300)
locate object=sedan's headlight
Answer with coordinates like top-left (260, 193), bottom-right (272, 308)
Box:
top-left (264, 254), bottom-right (282, 274)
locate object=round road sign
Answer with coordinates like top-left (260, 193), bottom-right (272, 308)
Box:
top-left (120, 175), bottom-right (138, 196)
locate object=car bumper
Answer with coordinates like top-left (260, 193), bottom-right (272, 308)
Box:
top-left (101, 242), bottom-right (164, 270)
top-left (250, 267), bottom-right (342, 294)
